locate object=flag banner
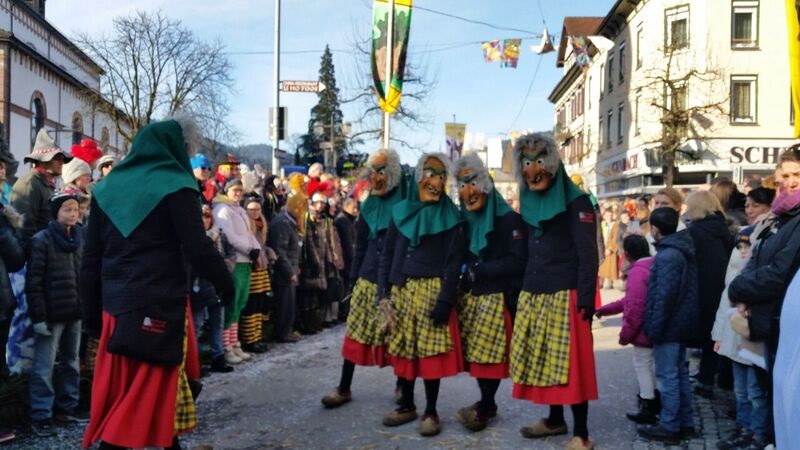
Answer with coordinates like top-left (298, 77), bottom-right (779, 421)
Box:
top-left (787, 0), bottom-right (800, 137)
top-left (587, 35), bottom-right (615, 52)
top-left (445, 122), bottom-right (466, 161)
top-left (482, 40), bottom-right (501, 63)
top-left (502, 39), bottom-right (522, 68)
top-left (570, 36), bottom-right (591, 68)
top-left (532, 28), bottom-right (555, 54)
top-left (372, 0), bottom-right (413, 115)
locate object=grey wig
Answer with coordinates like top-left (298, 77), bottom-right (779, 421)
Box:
top-left (453, 152), bottom-right (492, 194)
top-left (512, 132), bottom-right (562, 188)
top-left (414, 152), bottom-right (451, 183)
top-left (166, 111), bottom-right (203, 155)
top-left (366, 148), bottom-right (402, 191)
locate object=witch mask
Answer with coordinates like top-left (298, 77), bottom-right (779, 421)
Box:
top-left (418, 156), bottom-right (447, 203)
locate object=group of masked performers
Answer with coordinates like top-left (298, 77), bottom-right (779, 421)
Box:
top-left (321, 132), bottom-right (599, 450)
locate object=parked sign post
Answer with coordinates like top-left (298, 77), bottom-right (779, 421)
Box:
top-left (279, 81), bottom-right (327, 93)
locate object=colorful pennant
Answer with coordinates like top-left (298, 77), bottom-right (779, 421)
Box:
top-left (482, 40), bottom-right (501, 63)
top-left (502, 39), bottom-right (521, 68)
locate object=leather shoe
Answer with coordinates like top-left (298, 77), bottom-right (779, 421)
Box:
top-left (210, 356), bottom-right (234, 373)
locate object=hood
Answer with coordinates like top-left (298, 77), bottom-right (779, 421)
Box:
top-left (631, 256), bottom-right (654, 271)
top-left (690, 212), bottom-right (730, 241)
top-left (212, 194), bottom-right (238, 206)
top-left (655, 229), bottom-right (696, 260)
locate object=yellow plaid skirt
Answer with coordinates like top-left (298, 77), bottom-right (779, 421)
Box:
top-left (174, 318), bottom-right (196, 433)
top-left (510, 290), bottom-right (571, 387)
top-left (345, 279), bottom-right (387, 346)
top-left (458, 292), bottom-right (508, 364)
top-left (388, 277), bottom-right (453, 360)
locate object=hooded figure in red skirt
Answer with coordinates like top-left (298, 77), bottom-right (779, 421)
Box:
top-left (452, 152), bottom-right (526, 432)
top-left (377, 152), bottom-right (466, 437)
top-left (81, 116), bottom-right (235, 450)
top-left (321, 148), bottom-right (407, 409)
top-left (509, 133), bottom-right (599, 450)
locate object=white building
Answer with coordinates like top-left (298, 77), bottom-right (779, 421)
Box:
top-left (0, 0), bottom-right (127, 177)
top-left (551, 0), bottom-right (795, 198)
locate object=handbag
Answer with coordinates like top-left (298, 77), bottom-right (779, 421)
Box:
top-left (107, 301), bottom-right (186, 366)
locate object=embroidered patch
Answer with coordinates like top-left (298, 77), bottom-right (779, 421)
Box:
top-left (579, 212), bottom-right (595, 224)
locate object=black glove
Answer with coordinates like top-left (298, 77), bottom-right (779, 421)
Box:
top-left (430, 301), bottom-right (452, 326)
top-left (458, 264), bottom-right (475, 292)
top-left (578, 306), bottom-right (595, 323)
top-left (248, 248), bottom-right (260, 262)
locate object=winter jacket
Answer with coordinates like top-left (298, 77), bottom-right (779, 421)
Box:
top-left (267, 211), bottom-right (301, 287)
top-left (10, 169), bottom-right (54, 247)
top-left (522, 195), bottom-right (599, 310)
top-left (711, 246), bottom-right (751, 365)
top-left (351, 215), bottom-right (387, 283)
top-left (190, 226), bottom-right (235, 310)
top-left (212, 196), bottom-right (261, 263)
top-left (688, 213), bottom-right (733, 345)
top-left (80, 190), bottom-right (235, 338)
top-left (465, 210), bottom-right (527, 296)
top-left (334, 211), bottom-right (356, 281)
top-left (300, 213), bottom-right (330, 290)
top-left (0, 205), bottom-right (25, 322)
top-left (26, 221), bottom-right (83, 324)
top-left (378, 221), bottom-right (466, 308)
top-left (598, 257), bottom-right (654, 347)
top-left (644, 230), bottom-right (699, 344)
top-left (729, 204), bottom-right (800, 354)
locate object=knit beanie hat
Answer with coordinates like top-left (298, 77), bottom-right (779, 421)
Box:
top-left (735, 227), bottom-right (753, 247)
top-left (61, 158), bottom-right (91, 185)
top-left (97, 154), bottom-right (117, 168)
top-left (191, 153), bottom-right (211, 170)
top-left (50, 192), bottom-right (80, 220)
top-left (223, 178), bottom-right (243, 192)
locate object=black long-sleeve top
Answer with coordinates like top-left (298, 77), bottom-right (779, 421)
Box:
top-left (466, 210), bottom-right (527, 296)
top-left (350, 215), bottom-right (388, 283)
top-left (377, 220), bottom-right (466, 307)
top-left (522, 195), bottom-right (599, 309)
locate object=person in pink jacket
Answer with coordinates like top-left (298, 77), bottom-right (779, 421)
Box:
top-left (595, 234), bottom-right (657, 424)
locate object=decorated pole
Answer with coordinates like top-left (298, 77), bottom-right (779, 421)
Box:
top-left (382, 0), bottom-right (394, 149)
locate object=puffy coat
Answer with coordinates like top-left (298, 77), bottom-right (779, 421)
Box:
top-left (10, 169), bottom-right (54, 247)
top-left (598, 256), bottom-right (654, 347)
top-left (688, 213), bottom-right (733, 345)
top-left (711, 246), bottom-right (751, 364)
top-left (26, 222), bottom-right (83, 324)
top-left (644, 230), bottom-right (699, 344)
top-left (212, 196), bottom-right (261, 263)
top-left (267, 211), bottom-right (301, 287)
top-left (300, 213), bottom-right (329, 291)
top-left (0, 205), bottom-right (25, 322)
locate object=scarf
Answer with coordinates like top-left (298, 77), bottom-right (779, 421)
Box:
top-left (93, 120), bottom-right (198, 237)
top-left (34, 167), bottom-right (56, 188)
top-left (462, 188), bottom-right (512, 258)
top-left (48, 220), bottom-right (81, 252)
top-left (360, 176), bottom-right (407, 239)
top-left (771, 188), bottom-right (800, 216)
top-left (519, 163), bottom-right (586, 237)
top-left (391, 181), bottom-right (463, 250)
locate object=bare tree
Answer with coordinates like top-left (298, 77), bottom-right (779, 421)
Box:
top-left (75, 10), bottom-right (235, 143)
top-left (638, 45), bottom-right (727, 187)
top-left (343, 25), bottom-right (438, 154)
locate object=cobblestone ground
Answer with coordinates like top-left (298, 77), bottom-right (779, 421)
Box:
top-left (4, 289), bottom-right (739, 449)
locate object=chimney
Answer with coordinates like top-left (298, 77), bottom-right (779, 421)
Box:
top-left (23, 0), bottom-right (46, 17)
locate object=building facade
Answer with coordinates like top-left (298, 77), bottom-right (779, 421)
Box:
top-left (0, 0), bottom-right (127, 177)
top-left (550, 0), bottom-right (794, 198)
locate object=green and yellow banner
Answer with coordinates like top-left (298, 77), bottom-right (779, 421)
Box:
top-left (788, 0), bottom-right (800, 137)
top-left (372, 0), bottom-right (413, 114)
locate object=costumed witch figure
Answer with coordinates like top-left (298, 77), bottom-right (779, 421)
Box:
top-left (321, 148), bottom-right (407, 408)
top-left (509, 133), bottom-right (599, 450)
top-left (377, 153), bottom-right (465, 437)
top-left (453, 153), bottom-right (526, 432)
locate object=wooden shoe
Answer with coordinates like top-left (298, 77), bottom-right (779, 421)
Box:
top-left (419, 414), bottom-right (441, 437)
top-left (321, 388), bottom-right (352, 409)
top-left (520, 418), bottom-right (568, 438)
top-left (382, 407), bottom-right (418, 426)
top-left (456, 404), bottom-right (490, 432)
top-left (565, 436), bottom-right (594, 450)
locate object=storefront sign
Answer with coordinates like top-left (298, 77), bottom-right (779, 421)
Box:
top-left (729, 146), bottom-right (787, 165)
top-left (599, 153), bottom-right (639, 178)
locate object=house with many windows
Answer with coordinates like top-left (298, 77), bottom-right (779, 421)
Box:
top-left (550, 0), bottom-right (794, 198)
top-left (0, 0), bottom-right (127, 177)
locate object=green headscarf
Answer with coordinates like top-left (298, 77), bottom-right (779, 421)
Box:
top-left (391, 181), bottom-right (463, 250)
top-left (93, 120), bottom-right (198, 238)
top-left (520, 163), bottom-right (585, 237)
top-left (360, 172), bottom-right (408, 239)
top-left (462, 187), bottom-right (513, 258)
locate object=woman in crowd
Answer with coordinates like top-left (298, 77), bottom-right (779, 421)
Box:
top-left (598, 208), bottom-right (619, 289)
top-left (239, 195), bottom-right (271, 354)
top-left (81, 117), bottom-right (235, 450)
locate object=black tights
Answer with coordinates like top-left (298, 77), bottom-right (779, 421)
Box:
top-left (398, 378), bottom-right (441, 416)
top-left (546, 402), bottom-right (589, 440)
top-left (477, 378), bottom-right (500, 412)
top-left (337, 359), bottom-right (402, 396)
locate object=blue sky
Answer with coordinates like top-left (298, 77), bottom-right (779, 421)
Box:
top-left (48, 0), bottom-right (611, 164)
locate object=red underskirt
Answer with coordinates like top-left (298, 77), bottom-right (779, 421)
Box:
top-left (341, 335), bottom-right (389, 367)
top-left (512, 290), bottom-right (599, 405)
top-left (390, 310), bottom-right (463, 380)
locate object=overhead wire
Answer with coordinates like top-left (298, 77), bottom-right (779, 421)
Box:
top-left (506, 0), bottom-right (550, 132)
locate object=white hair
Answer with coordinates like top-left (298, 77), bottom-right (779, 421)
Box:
top-left (414, 152), bottom-right (451, 183)
top-left (512, 132), bottom-right (561, 188)
top-left (166, 111), bottom-right (203, 155)
top-left (453, 152), bottom-right (492, 194)
top-left (366, 148), bottom-right (402, 191)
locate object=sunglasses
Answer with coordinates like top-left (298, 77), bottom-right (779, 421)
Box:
top-left (200, 166), bottom-right (212, 171)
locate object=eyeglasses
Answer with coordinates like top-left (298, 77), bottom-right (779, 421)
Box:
top-left (200, 166), bottom-right (212, 171)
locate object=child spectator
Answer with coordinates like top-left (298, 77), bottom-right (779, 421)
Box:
top-left (25, 193), bottom-right (86, 436)
top-left (596, 234), bottom-right (657, 424)
top-left (638, 207), bottom-right (699, 445)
